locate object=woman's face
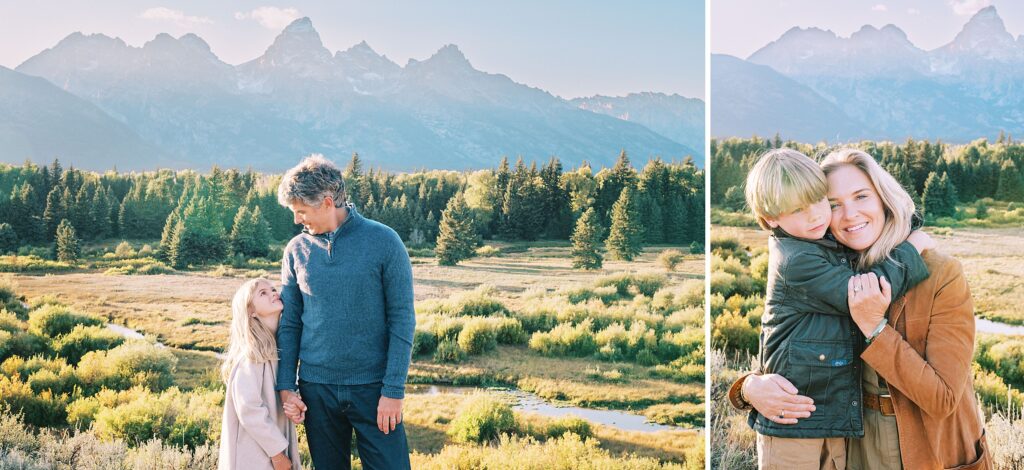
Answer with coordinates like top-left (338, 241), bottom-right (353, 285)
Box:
top-left (250, 280), bottom-right (283, 319)
top-left (827, 165), bottom-right (886, 251)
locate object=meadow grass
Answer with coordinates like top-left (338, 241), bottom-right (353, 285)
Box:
top-left (8, 241), bottom-right (704, 466)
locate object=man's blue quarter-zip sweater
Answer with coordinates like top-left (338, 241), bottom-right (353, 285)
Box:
top-left (274, 205), bottom-right (416, 399)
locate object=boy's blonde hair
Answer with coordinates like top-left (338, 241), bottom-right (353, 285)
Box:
top-left (220, 278), bottom-right (279, 383)
top-left (745, 148), bottom-right (828, 231)
top-left (821, 148), bottom-right (915, 270)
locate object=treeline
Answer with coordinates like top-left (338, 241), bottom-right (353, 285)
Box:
top-left (0, 152), bottom-right (702, 267)
top-left (711, 136), bottom-right (1024, 219)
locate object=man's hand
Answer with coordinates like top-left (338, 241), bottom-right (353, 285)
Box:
top-left (907, 229), bottom-right (937, 253)
top-left (849, 273), bottom-right (891, 336)
top-left (377, 396), bottom-right (403, 434)
top-left (742, 373), bottom-right (815, 425)
top-left (279, 390), bottom-right (307, 424)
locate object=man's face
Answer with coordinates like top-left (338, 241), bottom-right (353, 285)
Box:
top-left (288, 197), bottom-right (335, 235)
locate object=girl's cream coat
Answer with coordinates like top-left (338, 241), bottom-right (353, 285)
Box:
top-left (218, 358), bottom-right (301, 470)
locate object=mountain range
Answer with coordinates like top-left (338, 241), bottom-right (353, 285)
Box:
top-left (712, 6), bottom-right (1024, 142)
top-left (1, 18), bottom-right (702, 172)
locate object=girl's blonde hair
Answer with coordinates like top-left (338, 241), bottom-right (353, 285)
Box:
top-left (745, 148), bottom-right (829, 231)
top-left (820, 148), bottom-right (916, 270)
top-left (221, 278), bottom-right (279, 383)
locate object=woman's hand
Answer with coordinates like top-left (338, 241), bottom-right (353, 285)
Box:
top-left (849, 273), bottom-right (891, 336)
top-left (271, 452), bottom-right (292, 470)
top-left (907, 230), bottom-right (937, 253)
top-left (742, 373), bottom-right (815, 424)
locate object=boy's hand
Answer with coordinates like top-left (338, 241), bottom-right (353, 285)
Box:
top-left (849, 273), bottom-right (891, 336)
top-left (907, 230), bottom-right (936, 253)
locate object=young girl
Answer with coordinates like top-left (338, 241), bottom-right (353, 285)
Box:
top-left (219, 278), bottom-right (302, 470)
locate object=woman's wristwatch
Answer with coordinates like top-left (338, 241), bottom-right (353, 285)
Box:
top-left (864, 318), bottom-right (888, 344)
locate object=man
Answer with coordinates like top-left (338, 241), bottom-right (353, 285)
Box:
top-left (274, 154), bottom-right (415, 469)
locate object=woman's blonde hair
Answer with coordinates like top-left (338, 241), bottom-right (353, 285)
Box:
top-left (745, 148), bottom-right (829, 231)
top-left (221, 278), bottom-right (279, 383)
top-left (820, 148), bottom-right (916, 270)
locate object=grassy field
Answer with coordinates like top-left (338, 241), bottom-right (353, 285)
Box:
top-left (6, 241), bottom-right (705, 468)
top-left (709, 224), bottom-right (1024, 469)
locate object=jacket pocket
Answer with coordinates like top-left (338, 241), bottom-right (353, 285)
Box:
top-left (946, 432), bottom-right (991, 470)
top-left (785, 339), bottom-right (854, 422)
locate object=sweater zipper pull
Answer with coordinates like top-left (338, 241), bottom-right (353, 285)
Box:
top-left (327, 239), bottom-right (332, 259)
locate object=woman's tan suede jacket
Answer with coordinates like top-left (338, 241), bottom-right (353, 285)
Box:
top-left (860, 249), bottom-right (990, 470)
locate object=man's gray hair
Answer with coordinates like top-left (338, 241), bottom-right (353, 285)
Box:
top-left (277, 154), bottom-right (347, 208)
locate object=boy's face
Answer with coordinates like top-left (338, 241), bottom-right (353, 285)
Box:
top-left (765, 197), bottom-right (831, 240)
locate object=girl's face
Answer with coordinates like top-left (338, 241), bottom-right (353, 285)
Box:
top-left (827, 165), bottom-right (886, 251)
top-left (250, 281), bottom-right (283, 319)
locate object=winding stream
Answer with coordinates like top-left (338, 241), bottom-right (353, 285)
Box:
top-left (406, 384), bottom-right (687, 433)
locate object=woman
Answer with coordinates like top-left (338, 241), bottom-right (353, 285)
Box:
top-left (733, 149), bottom-right (989, 469)
top-left (219, 278), bottom-right (302, 470)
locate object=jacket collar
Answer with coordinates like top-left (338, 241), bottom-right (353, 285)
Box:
top-left (302, 203), bottom-right (364, 242)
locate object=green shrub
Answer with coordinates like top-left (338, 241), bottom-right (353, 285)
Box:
top-left (92, 387), bottom-right (220, 449)
top-left (0, 310), bottom-right (24, 333)
top-left (0, 330), bottom-right (52, 362)
top-left (0, 355), bottom-right (67, 380)
top-left (0, 278), bottom-right (16, 304)
top-left (27, 305), bottom-right (103, 338)
top-left (454, 287), bottom-right (507, 317)
top-left (475, 245), bottom-right (501, 257)
top-left (565, 286), bottom-right (619, 305)
top-left (545, 415), bottom-right (592, 440)
top-left (55, 325), bottom-right (126, 365)
top-left (657, 249), bottom-right (685, 272)
top-left (0, 375), bottom-right (68, 427)
top-left (76, 341), bottom-right (177, 394)
top-left (492, 317), bottom-right (528, 345)
top-left (594, 273), bottom-right (666, 298)
top-left (114, 241), bottom-right (137, 258)
top-left (0, 255), bottom-right (75, 273)
top-left (433, 338), bottom-right (464, 363)
top-left (27, 366), bottom-right (80, 396)
top-left (515, 308), bottom-right (558, 333)
top-left (528, 320), bottom-right (597, 357)
top-left (984, 339), bottom-right (1024, 387)
top-left (712, 311), bottom-right (759, 354)
top-left (412, 328), bottom-right (438, 356)
top-left (458, 318), bottom-right (498, 355)
top-left (447, 394), bottom-right (518, 444)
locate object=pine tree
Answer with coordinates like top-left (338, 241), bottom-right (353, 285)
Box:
top-left (53, 219), bottom-right (80, 262)
top-left (42, 187), bottom-right (67, 241)
top-left (345, 152), bottom-right (366, 207)
top-left (921, 172), bottom-right (957, 219)
top-left (571, 207), bottom-right (603, 270)
top-left (167, 196), bottom-right (228, 269)
top-left (501, 159), bottom-right (545, 240)
top-left (0, 223), bottom-right (17, 254)
top-left (996, 160), bottom-right (1024, 202)
top-left (435, 194), bottom-right (478, 266)
top-left (229, 206), bottom-right (272, 258)
top-left (605, 187), bottom-right (643, 261)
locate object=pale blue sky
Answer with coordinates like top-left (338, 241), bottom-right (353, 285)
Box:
top-left (0, 1), bottom-right (704, 100)
top-left (713, 0), bottom-right (1024, 58)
